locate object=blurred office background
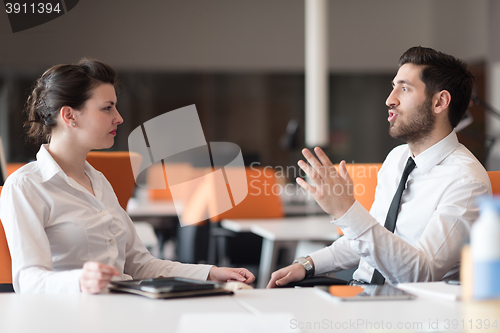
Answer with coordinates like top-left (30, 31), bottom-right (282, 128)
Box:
top-left (1, 0), bottom-right (499, 171)
top-left (2, 0), bottom-right (500, 281)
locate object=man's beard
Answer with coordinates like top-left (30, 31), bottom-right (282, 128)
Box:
top-left (389, 97), bottom-right (435, 144)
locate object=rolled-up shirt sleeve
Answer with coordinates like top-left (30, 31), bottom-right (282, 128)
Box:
top-left (309, 235), bottom-right (361, 276)
top-left (120, 208), bottom-right (212, 281)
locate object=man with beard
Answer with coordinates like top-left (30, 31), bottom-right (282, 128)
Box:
top-left (267, 46), bottom-right (491, 288)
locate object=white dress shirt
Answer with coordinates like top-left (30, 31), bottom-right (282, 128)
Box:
top-left (309, 131), bottom-right (491, 284)
top-left (0, 145), bottom-right (212, 293)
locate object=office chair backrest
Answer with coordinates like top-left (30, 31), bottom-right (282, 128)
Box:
top-left (146, 163), bottom-right (174, 200)
top-left (146, 163), bottom-right (204, 201)
top-left (86, 152), bottom-right (142, 210)
top-left (344, 163), bottom-right (383, 211)
top-left (0, 186), bottom-right (14, 290)
top-left (7, 163), bottom-right (25, 177)
top-left (332, 163), bottom-right (382, 236)
top-left (487, 171), bottom-right (500, 195)
top-left (208, 166), bottom-right (284, 222)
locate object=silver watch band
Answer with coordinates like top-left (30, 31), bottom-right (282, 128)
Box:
top-left (293, 256), bottom-right (314, 278)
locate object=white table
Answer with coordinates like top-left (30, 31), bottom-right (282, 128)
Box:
top-left (282, 203), bottom-right (325, 216)
top-left (127, 198), bottom-right (324, 218)
top-left (127, 198), bottom-right (327, 264)
top-left (222, 215), bottom-right (340, 288)
top-left (0, 287), bottom-right (468, 333)
top-left (126, 198), bottom-right (181, 218)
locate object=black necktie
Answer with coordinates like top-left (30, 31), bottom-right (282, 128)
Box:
top-left (370, 157), bottom-right (416, 285)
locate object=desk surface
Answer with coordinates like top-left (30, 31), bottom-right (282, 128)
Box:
top-left (0, 287), bottom-right (468, 333)
top-left (127, 198), bottom-right (325, 219)
top-left (127, 198), bottom-right (181, 217)
top-left (222, 215), bottom-right (340, 288)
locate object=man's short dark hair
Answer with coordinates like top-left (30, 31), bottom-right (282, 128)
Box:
top-left (399, 46), bottom-right (474, 128)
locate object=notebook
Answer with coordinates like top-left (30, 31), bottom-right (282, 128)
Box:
top-left (396, 282), bottom-right (461, 301)
top-left (108, 277), bottom-right (234, 299)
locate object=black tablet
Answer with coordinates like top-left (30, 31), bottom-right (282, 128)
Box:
top-left (109, 277), bottom-right (233, 299)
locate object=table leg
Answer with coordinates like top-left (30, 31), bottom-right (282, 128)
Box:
top-left (257, 238), bottom-right (278, 288)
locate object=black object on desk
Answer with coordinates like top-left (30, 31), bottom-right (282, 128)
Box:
top-left (0, 283), bottom-right (14, 293)
top-left (109, 277), bottom-right (233, 299)
top-left (279, 276), bottom-right (348, 288)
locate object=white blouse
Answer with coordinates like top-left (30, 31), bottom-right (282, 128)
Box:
top-left (0, 144), bottom-right (211, 293)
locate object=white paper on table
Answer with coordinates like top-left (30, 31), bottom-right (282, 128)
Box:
top-left (396, 281), bottom-right (461, 301)
top-left (176, 313), bottom-right (300, 333)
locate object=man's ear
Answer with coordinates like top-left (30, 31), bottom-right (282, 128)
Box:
top-left (433, 90), bottom-right (451, 115)
top-left (59, 106), bottom-right (76, 127)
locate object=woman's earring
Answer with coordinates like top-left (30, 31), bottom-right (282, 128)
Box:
top-left (72, 122), bottom-right (76, 127)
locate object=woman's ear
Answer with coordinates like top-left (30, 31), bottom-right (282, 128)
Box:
top-left (433, 90), bottom-right (451, 115)
top-left (59, 106), bottom-right (76, 127)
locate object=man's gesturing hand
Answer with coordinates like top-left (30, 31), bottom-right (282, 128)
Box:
top-left (296, 147), bottom-right (355, 219)
top-left (80, 261), bottom-right (119, 294)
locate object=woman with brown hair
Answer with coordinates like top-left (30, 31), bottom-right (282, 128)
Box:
top-left (0, 58), bottom-right (254, 293)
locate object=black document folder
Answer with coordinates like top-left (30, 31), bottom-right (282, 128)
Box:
top-left (109, 277), bottom-right (234, 299)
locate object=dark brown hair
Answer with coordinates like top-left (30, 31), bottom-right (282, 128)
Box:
top-left (399, 46), bottom-right (474, 128)
top-left (24, 58), bottom-right (117, 144)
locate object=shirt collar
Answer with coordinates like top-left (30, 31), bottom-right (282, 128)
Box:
top-left (411, 131), bottom-right (460, 175)
top-left (84, 158), bottom-right (103, 200)
top-left (37, 144), bottom-right (69, 183)
top-left (37, 145), bottom-right (101, 188)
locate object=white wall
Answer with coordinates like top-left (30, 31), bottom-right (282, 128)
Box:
top-left (486, 0), bottom-right (500, 170)
top-left (327, 0), bottom-right (432, 72)
top-left (0, 0), bottom-right (489, 72)
top-left (429, 0), bottom-right (487, 63)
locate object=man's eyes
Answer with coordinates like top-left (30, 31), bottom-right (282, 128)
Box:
top-left (390, 84), bottom-right (410, 92)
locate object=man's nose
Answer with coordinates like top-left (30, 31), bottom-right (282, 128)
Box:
top-left (386, 90), bottom-right (399, 107)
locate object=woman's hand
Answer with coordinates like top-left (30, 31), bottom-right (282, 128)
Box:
top-left (80, 261), bottom-right (119, 294)
top-left (207, 266), bottom-right (255, 284)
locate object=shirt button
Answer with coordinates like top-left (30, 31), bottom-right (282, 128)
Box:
top-left (101, 211), bottom-right (107, 216)
top-left (109, 239), bottom-right (115, 246)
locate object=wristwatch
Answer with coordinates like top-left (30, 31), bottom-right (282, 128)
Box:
top-left (293, 256), bottom-right (314, 278)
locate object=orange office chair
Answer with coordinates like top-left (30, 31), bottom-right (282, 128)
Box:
top-left (345, 163), bottom-right (383, 211)
top-left (86, 151), bottom-right (142, 210)
top-left (0, 186), bottom-right (14, 292)
top-left (146, 163), bottom-right (174, 201)
top-left (7, 163), bottom-right (25, 177)
top-left (487, 171), bottom-right (500, 195)
top-left (146, 163), bottom-right (206, 202)
top-left (201, 166), bottom-right (284, 265)
top-left (333, 163), bottom-right (382, 236)
top-left (86, 152), bottom-right (158, 250)
top-left (208, 166), bottom-right (284, 222)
